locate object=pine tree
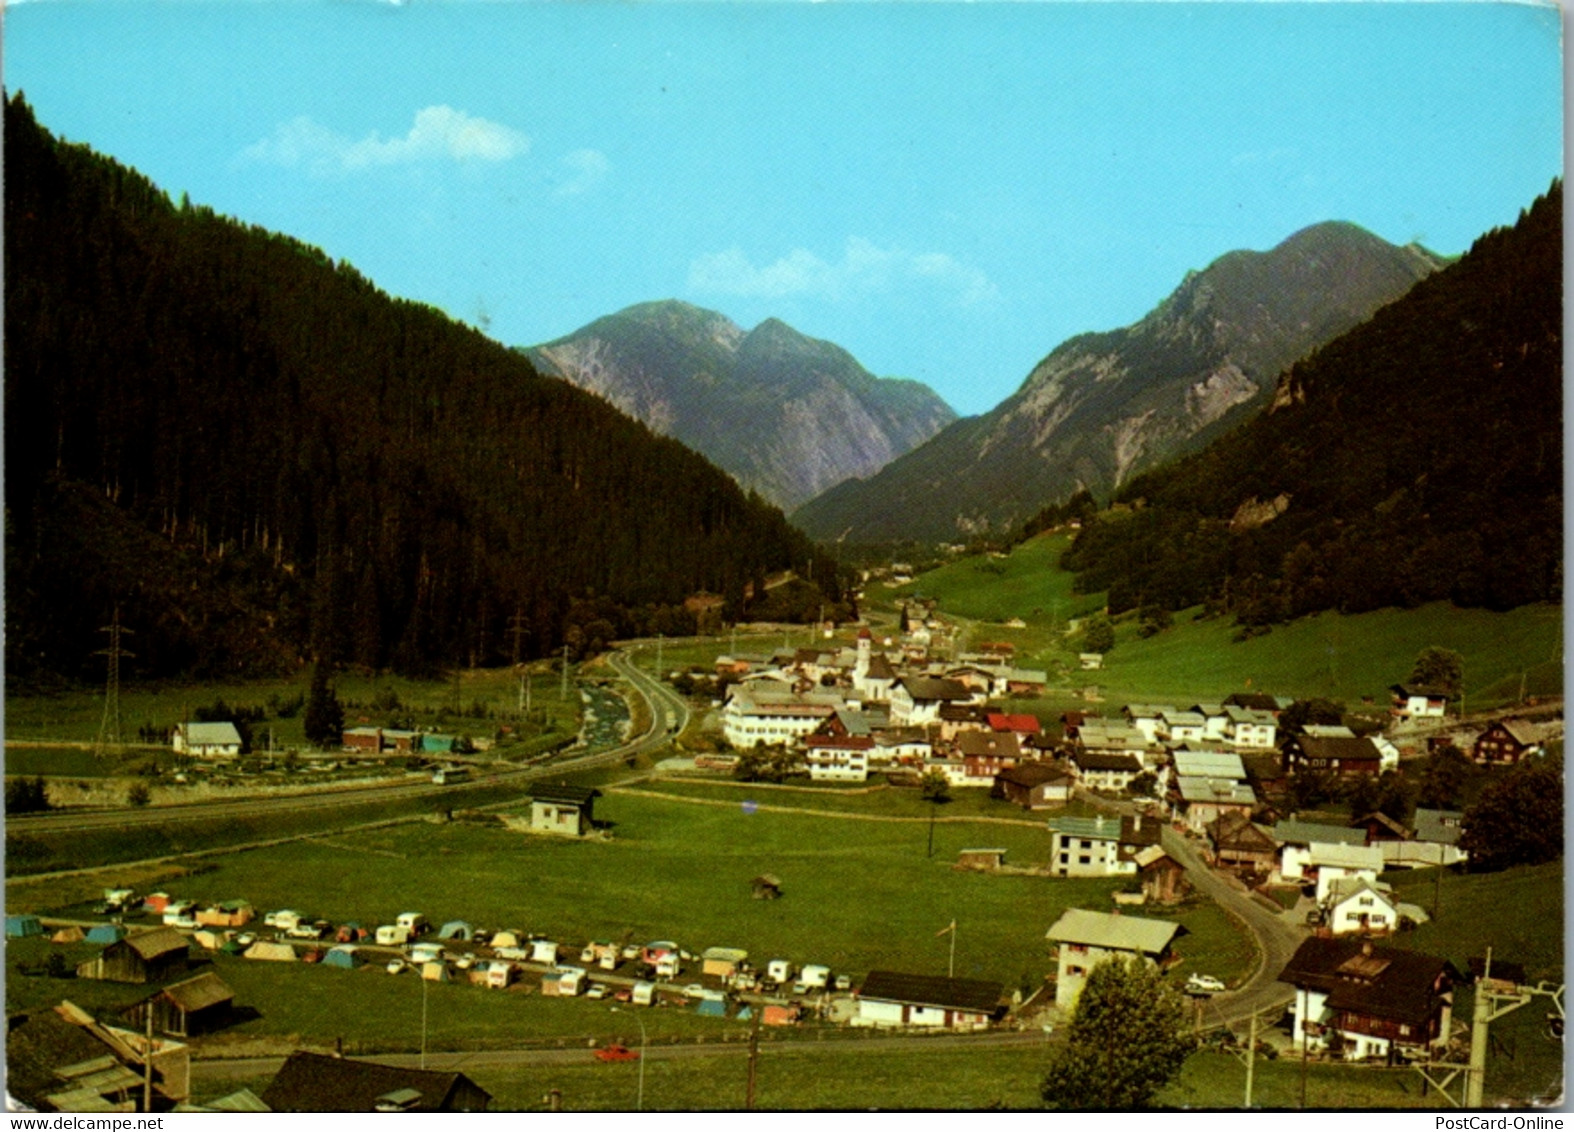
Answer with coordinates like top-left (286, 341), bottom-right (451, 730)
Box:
top-left (302, 663), bottom-right (344, 748)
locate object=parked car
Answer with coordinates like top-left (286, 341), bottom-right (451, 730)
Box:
top-left (234, 932), bottom-right (257, 949)
top-left (595, 1044), bottom-right (640, 1063)
top-left (586, 983), bottom-right (609, 1000)
top-left (1186, 974), bottom-right (1226, 995)
top-left (386, 959), bottom-right (409, 975)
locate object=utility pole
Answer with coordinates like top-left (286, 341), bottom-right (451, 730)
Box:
top-left (560, 645), bottom-right (570, 701)
top-left (95, 606), bottom-right (135, 757)
top-left (1242, 1010), bottom-right (1259, 1108)
top-left (655, 634), bottom-right (663, 678)
top-left (745, 998), bottom-right (763, 1108)
top-left (509, 605), bottom-right (527, 667)
top-left (142, 1004), bottom-right (154, 1113)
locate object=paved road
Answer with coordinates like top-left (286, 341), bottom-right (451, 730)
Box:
top-left (11, 649), bottom-right (679, 836)
top-left (190, 1028), bottom-right (1054, 1080)
top-left (1158, 824), bottom-right (1303, 1031)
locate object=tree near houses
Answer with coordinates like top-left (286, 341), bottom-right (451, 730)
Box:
top-left (1081, 612), bottom-right (1115, 656)
top-left (1417, 744), bottom-right (1474, 810)
top-left (303, 663), bottom-right (345, 749)
top-left (1458, 753), bottom-right (1563, 872)
top-left (1040, 954), bottom-right (1194, 1109)
top-left (1409, 647), bottom-right (1464, 698)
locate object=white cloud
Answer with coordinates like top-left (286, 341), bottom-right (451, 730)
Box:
top-left (239, 105), bottom-right (528, 175)
top-left (555, 149), bottom-right (610, 197)
top-left (688, 237), bottom-right (998, 306)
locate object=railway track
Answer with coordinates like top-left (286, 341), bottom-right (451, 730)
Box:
top-left (8, 648), bottom-right (682, 836)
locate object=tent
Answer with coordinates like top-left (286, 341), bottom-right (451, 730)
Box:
top-left (193, 930), bottom-right (227, 951)
top-left (420, 961), bottom-right (449, 983)
top-left (6, 914), bottom-right (44, 939)
top-left (438, 921), bottom-right (473, 941)
top-left (51, 926), bottom-right (86, 944)
top-left (490, 931), bottom-right (520, 950)
top-left (323, 946), bottom-right (363, 970)
top-left (244, 940), bottom-right (297, 962)
top-left (86, 924), bottom-right (126, 945)
top-left (695, 998), bottom-right (728, 1017)
top-left (220, 938), bottom-right (246, 955)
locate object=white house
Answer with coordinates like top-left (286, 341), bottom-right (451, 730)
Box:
top-left (1305, 842), bottom-right (1385, 902)
top-left (1044, 908), bottom-right (1181, 1010)
top-left (1224, 706), bottom-right (1278, 750)
top-left (1122, 704), bottom-right (1175, 746)
top-left (803, 736), bottom-right (872, 782)
top-left (1322, 876), bottom-right (1400, 935)
top-left (1273, 820), bottom-right (1368, 882)
top-left (1046, 815), bottom-right (1131, 878)
top-left (889, 676), bottom-right (975, 727)
top-left (1070, 751), bottom-right (1144, 793)
top-left (173, 722), bottom-right (243, 759)
top-left (1161, 710), bottom-right (1208, 745)
top-left (721, 688), bottom-right (844, 749)
top-left (1389, 684), bottom-right (1452, 721)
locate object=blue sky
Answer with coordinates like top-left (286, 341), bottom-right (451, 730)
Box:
top-left (5, 1), bottom-right (1563, 416)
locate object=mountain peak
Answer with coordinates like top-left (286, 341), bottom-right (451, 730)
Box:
top-left (528, 305), bottom-right (955, 510)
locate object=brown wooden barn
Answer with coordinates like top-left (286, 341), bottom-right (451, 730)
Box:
top-left (76, 928), bottom-right (189, 984)
top-left (121, 971), bottom-right (234, 1038)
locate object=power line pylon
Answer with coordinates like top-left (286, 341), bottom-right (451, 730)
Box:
top-left (94, 607), bottom-right (135, 757)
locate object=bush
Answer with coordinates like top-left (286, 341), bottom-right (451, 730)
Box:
top-left (127, 781), bottom-right (152, 807)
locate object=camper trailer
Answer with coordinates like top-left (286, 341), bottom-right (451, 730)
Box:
top-left (376, 924), bottom-right (412, 947)
top-left (631, 980), bottom-right (656, 1006)
top-left (800, 964), bottom-right (831, 991)
top-left (766, 959), bottom-right (793, 986)
top-left (396, 913), bottom-right (430, 938)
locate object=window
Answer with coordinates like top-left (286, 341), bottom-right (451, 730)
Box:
top-left (1079, 856), bottom-right (1091, 865)
top-left (1358, 897), bottom-right (1374, 907)
top-left (1067, 965), bottom-right (1085, 977)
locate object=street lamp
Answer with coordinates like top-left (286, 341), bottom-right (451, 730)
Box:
top-left (608, 1006), bottom-right (647, 1111)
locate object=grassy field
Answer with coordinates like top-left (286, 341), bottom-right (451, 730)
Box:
top-left (10, 791), bottom-right (1254, 995)
top-left (849, 533), bottom-right (1561, 712)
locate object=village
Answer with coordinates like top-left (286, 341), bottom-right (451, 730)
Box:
top-left (4, 605), bottom-right (1564, 1112)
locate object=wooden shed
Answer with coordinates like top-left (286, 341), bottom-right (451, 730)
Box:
top-left (527, 784), bottom-right (600, 837)
top-left (76, 927), bottom-right (189, 984)
top-left (123, 971), bottom-right (235, 1038)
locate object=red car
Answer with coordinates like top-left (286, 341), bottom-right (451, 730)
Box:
top-left (594, 1044), bottom-right (640, 1063)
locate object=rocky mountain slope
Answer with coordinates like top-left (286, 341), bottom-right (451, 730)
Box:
top-left (526, 301), bottom-right (956, 511)
top-left (793, 222), bottom-right (1447, 542)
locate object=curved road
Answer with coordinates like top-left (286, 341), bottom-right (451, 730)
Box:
top-left (10, 648), bottom-right (683, 836)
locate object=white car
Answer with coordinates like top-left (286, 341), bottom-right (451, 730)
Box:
top-left (1186, 974), bottom-right (1226, 995)
top-left (586, 983), bottom-right (609, 1000)
top-left (386, 959), bottom-right (409, 975)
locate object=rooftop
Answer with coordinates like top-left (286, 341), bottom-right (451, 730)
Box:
top-left (1045, 908), bottom-right (1181, 956)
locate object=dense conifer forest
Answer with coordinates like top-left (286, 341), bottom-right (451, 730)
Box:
top-left (4, 94), bottom-right (848, 682)
top-left (1059, 182), bottom-right (1562, 625)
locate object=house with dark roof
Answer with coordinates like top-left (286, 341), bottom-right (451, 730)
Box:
top-left (1279, 938), bottom-right (1457, 1062)
top-left (1070, 749), bottom-right (1143, 792)
top-left (1388, 684), bottom-right (1453, 722)
top-left (261, 1051), bottom-right (491, 1112)
top-left (991, 761), bottom-right (1073, 809)
top-left (76, 928), bottom-right (189, 984)
top-left (889, 676), bottom-right (974, 726)
top-left (1283, 735), bottom-right (1385, 777)
top-left (852, 971), bottom-right (1003, 1030)
top-left (1046, 814), bottom-right (1129, 877)
top-left (121, 971), bottom-right (235, 1038)
top-left (1208, 811), bottom-right (1278, 874)
top-left (526, 784), bottom-right (600, 837)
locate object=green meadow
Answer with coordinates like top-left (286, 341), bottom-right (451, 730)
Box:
top-left (10, 791), bottom-right (1253, 995)
top-left (854, 532), bottom-right (1560, 713)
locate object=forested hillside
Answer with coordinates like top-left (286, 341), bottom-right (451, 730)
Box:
top-left (4, 94), bottom-right (847, 682)
top-left (1060, 182), bottom-right (1562, 623)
